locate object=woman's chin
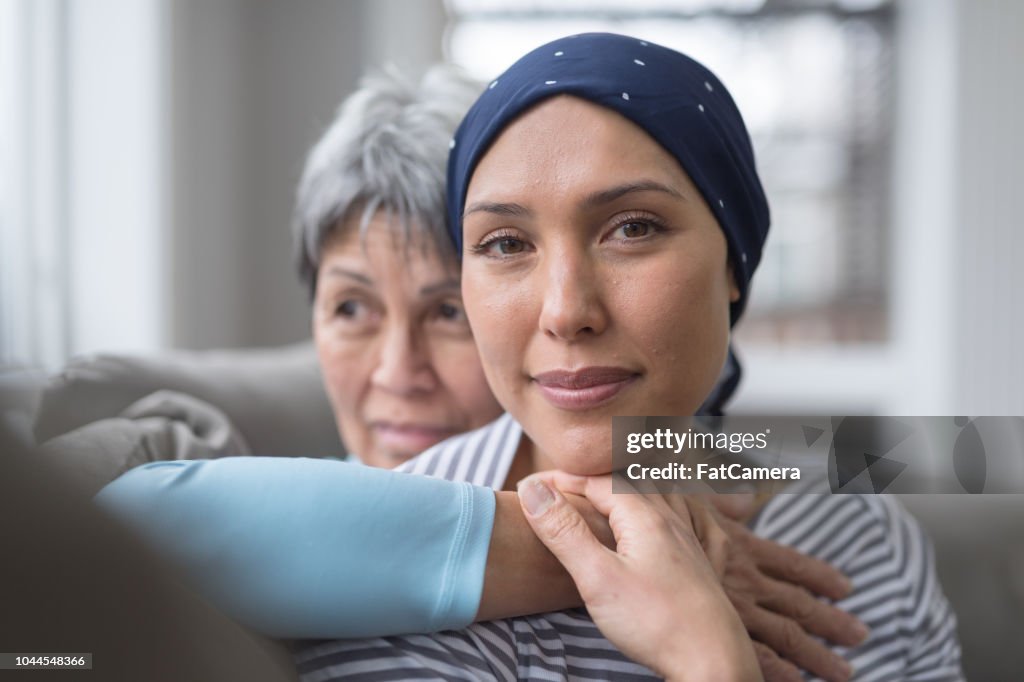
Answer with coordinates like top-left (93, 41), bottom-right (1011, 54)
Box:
top-left (540, 440), bottom-right (615, 476)
top-left (528, 420), bottom-right (616, 476)
top-left (560, 460), bottom-right (614, 476)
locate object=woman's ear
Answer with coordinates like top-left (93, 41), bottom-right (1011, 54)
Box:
top-left (727, 263), bottom-right (741, 303)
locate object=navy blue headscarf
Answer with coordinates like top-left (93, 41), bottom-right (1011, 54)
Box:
top-left (446, 33), bottom-right (770, 414)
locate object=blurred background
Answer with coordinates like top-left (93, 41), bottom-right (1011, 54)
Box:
top-left (1, 0), bottom-right (1021, 416)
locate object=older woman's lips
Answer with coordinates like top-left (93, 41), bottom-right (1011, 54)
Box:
top-left (533, 367), bottom-right (638, 411)
top-left (373, 423), bottom-right (456, 452)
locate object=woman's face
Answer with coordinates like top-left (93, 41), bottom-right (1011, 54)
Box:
top-left (461, 95), bottom-right (739, 475)
top-left (314, 211), bottom-right (503, 468)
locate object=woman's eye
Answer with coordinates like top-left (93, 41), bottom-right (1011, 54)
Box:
top-left (323, 295), bottom-right (380, 334)
top-left (437, 301), bottom-right (466, 322)
top-left (473, 231), bottom-right (530, 258)
top-left (335, 300), bottom-right (362, 318)
top-left (492, 237), bottom-right (526, 255)
top-left (618, 221), bottom-right (652, 239)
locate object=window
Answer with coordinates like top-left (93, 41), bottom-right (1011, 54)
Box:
top-left (0, 0), bottom-right (166, 370)
top-left (0, 0), bottom-right (69, 369)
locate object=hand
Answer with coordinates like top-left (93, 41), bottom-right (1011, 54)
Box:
top-left (695, 491), bottom-right (765, 523)
top-left (663, 495), bottom-right (867, 682)
top-left (518, 472), bottom-right (762, 682)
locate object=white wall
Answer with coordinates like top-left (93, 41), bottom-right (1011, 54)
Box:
top-left (164, 0), bottom-right (447, 351)
top-left (67, 0), bottom-right (167, 357)
top-left (0, 0), bottom-right (169, 367)
top-left (951, 0), bottom-right (1024, 416)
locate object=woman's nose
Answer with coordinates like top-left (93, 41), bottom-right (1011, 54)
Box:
top-left (370, 325), bottom-right (438, 395)
top-left (537, 253), bottom-right (609, 342)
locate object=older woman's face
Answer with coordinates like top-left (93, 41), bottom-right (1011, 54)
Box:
top-left (461, 96), bottom-right (739, 475)
top-left (314, 211), bottom-right (503, 468)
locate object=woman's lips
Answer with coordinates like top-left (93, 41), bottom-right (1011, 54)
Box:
top-left (372, 423), bottom-right (456, 453)
top-left (532, 367), bottom-right (639, 411)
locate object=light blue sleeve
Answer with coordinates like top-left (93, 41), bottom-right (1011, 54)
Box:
top-left (94, 457), bottom-right (495, 639)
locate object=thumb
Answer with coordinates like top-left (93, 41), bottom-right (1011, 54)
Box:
top-left (517, 475), bottom-right (612, 585)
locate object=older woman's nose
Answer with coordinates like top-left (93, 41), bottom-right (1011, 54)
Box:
top-left (371, 325), bottom-right (438, 395)
top-left (537, 254), bottom-right (609, 342)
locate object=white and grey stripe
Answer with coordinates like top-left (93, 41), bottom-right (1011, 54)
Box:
top-left (295, 414), bottom-right (963, 681)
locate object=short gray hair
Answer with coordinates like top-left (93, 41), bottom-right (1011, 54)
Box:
top-left (292, 64), bottom-right (483, 297)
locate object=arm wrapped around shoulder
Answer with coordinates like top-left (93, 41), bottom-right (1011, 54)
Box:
top-left (95, 456), bottom-right (496, 639)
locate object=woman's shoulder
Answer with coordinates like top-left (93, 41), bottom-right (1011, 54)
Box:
top-left (752, 493), bottom-right (932, 574)
top-left (754, 494), bottom-right (963, 679)
top-left (754, 493), bottom-right (914, 548)
top-left (751, 493), bottom-right (932, 599)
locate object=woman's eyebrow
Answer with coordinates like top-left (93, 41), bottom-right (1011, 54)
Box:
top-left (462, 201), bottom-right (532, 220)
top-left (420, 279), bottom-right (460, 296)
top-left (324, 266), bottom-right (373, 286)
top-left (463, 180), bottom-right (686, 220)
top-left (583, 180), bottom-right (686, 207)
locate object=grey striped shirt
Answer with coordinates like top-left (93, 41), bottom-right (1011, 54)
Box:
top-left (295, 414), bottom-right (963, 681)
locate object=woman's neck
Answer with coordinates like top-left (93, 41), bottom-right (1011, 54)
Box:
top-left (501, 436), bottom-right (552, 491)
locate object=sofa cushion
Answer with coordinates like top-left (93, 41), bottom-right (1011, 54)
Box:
top-left (33, 342), bottom-right (343, 459)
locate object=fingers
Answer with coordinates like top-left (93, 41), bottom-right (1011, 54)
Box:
top-left (528, 470), bottom-right (591, 498)
top-left (738, 603), bottom-right (852, 682)
top-left (758, 580), bottom-right (869, 647)
top-left (529, 473), bottom-right (704, 571)
top-left (517, 476), bottom-right (614, 594)
top-left (680, 498), bottom-right (729, 577)
top-left (743, 532), bottom-right (853, 602)
top-left (562, 492), bottom-right (617, 550)
top-left (534, 472), bottom-right (699, 537)
top-left (751, 641), bottom-right (803, 682)
top-left (535, 472), bottom-right (679, 529)
top-left (700, 492), bottom-right (758, 522)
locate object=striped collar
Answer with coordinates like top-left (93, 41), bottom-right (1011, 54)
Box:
top-left (394, 413), bottom-right (522, 490)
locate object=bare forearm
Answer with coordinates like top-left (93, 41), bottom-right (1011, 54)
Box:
top-left (475, 491), bottom-right (613, 621)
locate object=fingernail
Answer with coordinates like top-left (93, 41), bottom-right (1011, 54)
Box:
top-left (518, 478), bottom-right (555, 516)
top-left (839, 659), bottom-right (854, 679)
top-left (853, 619), bottom-right (870, 643)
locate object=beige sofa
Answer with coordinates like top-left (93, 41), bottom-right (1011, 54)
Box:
top-left (29, 343), bottom-right (343, 495)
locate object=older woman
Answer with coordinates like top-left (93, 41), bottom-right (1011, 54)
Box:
top-left (101, 58), bottom-right (870, 680)
top-left (293, 65), bottom-right (503, 467)
top-left (291, 34), bottom-right (963, 681)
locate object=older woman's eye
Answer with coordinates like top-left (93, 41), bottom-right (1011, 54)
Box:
top-left (438, 302), bottom-right (466, 322)
top-left (324, 296), bottom-right (381, 335)
top-left (335, 300), bottom-right (363, 318)
top-left (428, 300), bottom-right (471, 337)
